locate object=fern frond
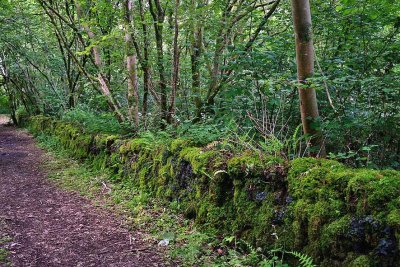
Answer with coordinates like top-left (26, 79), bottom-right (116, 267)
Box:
top-left (287, 251), bottom-right (316, 267)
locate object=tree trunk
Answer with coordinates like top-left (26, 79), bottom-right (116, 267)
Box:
top-left (190, 1), bottom-right (202, 120)
top-left (124, 0), bottom-right (140, 128)
top-left (291, 0), bottom-right (326, 157)
top-left (138, 0), bottom-right (151, 119)
top-left (149, 0), bottom-right (168, 126)
top-left (168, 0), bottom-right (180, 123)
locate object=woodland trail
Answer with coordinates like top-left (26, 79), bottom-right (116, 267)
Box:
top-left (0, 118), bottom-right (165, 267)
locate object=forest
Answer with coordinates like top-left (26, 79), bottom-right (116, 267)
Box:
top-left (0, 0), bottom-right (399, 266)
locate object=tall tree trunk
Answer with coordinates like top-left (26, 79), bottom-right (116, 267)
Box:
top-left (168, 0), bottom-right (180, 123)
top-left (291, 0), bottom-right (326, 157)
top-left (124, 0), bottom-right (140, 128)
top-left (190, 0), bottom-right (202, 120)
top-left (149, 0), bottom-right (167, 126)
top-left (138, 0), bottom-right (151, 119)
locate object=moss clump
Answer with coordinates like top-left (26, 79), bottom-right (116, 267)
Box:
top-left (320, 215), bottom-right (351, 250)
top-left (230, 179), bottom-right (276, 245)
top-left (170, 138), bottom-right (193, 153)
top-left (346, 169), bottom-right (400, 215)
top-left (387, 209), bottom-right (400, 227)
top-left (120, 138), bottom-right (152, 154)
top-left (347, 255), bottom-right (372, 267)
top-left (227, 151), bottom-right (283, 177)
top-left (179, 147), bottom-right (218, 175)
top-left (29, 115), bottom-right (53, 134)
top-left (287, 158), bottom-right (400, 266)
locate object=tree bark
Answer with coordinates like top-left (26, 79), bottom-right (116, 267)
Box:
top-left (168, 0), bottom-right (180, 123)
top-left (138, 0), bottom-right (151, 118)
top-left (149, 0), bottom-right (168, 126)
top-left (190, 0), bottom-right (203, 120)
top-left (291, 0), bottom-right (326, 157)
top-left (124, 0), bottom-right (140, 127)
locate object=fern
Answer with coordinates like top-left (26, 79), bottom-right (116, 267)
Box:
top-left (286, 123), bottom-right (302, 158)
top-left (239, 239), bottom-right (257, 254)
top-left (287, 251), bottom-right (316, 267)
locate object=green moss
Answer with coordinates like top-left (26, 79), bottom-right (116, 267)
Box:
top-left (297, 22), bottom-right (313, 42)
top-left (170, 138), bottom-right (193, 153)
top-left (345, 169), bottom-right (400, 216)
top-left (196, 199), bottom-right (233, 232)
top-left (287, 157), bottom-right (400, 265)
top-left (29, 115), bottom-right (53, 134)
top-left (157, 156), bottom-right (175, 196)
top-left (288, 158), bottom-right (346, 200)
top-left (227, 151), bottom-right (283, 177)
top-left (320, 215), bottom-right (351, 250)
top-left (347, 255), bottom-right (372, 267)
top-left (138, 165), bottom-right (151, 190)
top-left (387, 209), bottom-right (400, 227)
top-left (94, 134), bottom-right (120, 152)
top-left (232, 184), bottom-right (258, 229)
top-left (179, 147), bottom-right (217, 175)
top-left (90, 152), bottom-right (108, 170)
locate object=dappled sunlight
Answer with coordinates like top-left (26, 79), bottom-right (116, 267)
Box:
top-left (0, 115), bottom-right (11, 126)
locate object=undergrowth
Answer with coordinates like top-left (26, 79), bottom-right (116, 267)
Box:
top-left (0, 95), bottom-right (10, 114)
top-left (35, 133), bottom-right (315, 267)
top-left (0, 219), bottom-right (11, 266)
top-left (61, 108), bottom-right (125, 134)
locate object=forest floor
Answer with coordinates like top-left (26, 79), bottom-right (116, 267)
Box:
top-left (0, 116), bottom-right (168, 266)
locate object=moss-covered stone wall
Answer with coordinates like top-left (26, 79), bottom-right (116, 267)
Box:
top-left (29, 116), bottom-right (400, 267)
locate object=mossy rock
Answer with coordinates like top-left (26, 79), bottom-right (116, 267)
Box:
top-left (227, 151), bottom-right (283, 178)
top-left (287, 158), bottom-right (400, 266)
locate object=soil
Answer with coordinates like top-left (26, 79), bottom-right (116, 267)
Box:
top-left (0, 117), bottom-right (168, 266)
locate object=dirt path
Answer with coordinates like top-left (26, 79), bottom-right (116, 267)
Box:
top-left (0, 120), bottom-right (166, 266)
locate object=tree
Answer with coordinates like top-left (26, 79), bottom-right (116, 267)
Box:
top-left (291, 0), bottom-right (325, 157)
top-left (148, 0), bottom-right (168, 126)
top-left (124, 0), bottom-right (140, 127)
top-left (75, 1), bottom-right (125, 122)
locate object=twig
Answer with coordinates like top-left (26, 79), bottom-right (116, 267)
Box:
top-left (315, 52), bottom-right (338, 113)
top-left (102, 181), bottom-right (112, 194)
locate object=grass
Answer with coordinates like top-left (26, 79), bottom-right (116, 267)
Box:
top-left (0, 248), bottom-right (9, 265)
top-left (0, 220), bottom-right (11, 266)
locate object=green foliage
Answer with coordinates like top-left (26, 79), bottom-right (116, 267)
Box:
top-left (62, 108), bottom-right (124, 134)
top-left (173, 119), bottom-right (230, 146)
top-left (0, 94), bottom-right (9, 114)
top-left (286, 251), bottom-right (316, 267)
top-left (0, 219), bottom-right (11, 266)
top-left (15, 106), bottom-right (29, 126)
top-left (0, 248), bottom-right (9, 265)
